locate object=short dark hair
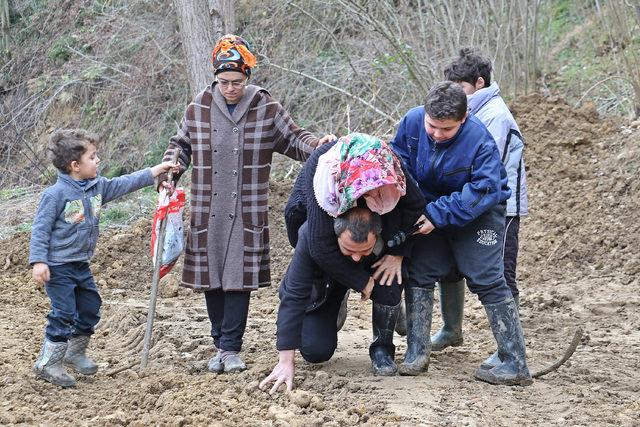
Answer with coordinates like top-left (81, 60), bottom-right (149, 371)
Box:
top-left (334, 207), bottom-right (382, 243)
top-left (443, 47), bottom-right (492, 87)
top-left (48, 129), bottom-right (100, 173)
top-left (424, 81), bottom-right (468, 121)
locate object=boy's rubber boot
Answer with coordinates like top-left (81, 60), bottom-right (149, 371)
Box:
top-left (207, 350), bottom-right (224, 373)
top-left (480, 294), bottom-right (520, 370)
top-left (370, 302), bottom-right (401, 376)
top-left (430, 279), bottom-right (465, 351)
top-left (394, 297), bottom-right (406, 336)
top-left (474, 297), bottom-right (533, 386)
top-left (398, 287), bottom-right (434, 376)
top-left (34, 339), bottom-right (76, 388)
top-left (64, 334), bottom-right (98, 375)
top-left (222, 353), bottom-right (247, 373)
top-left (336, 289), bottom-right (350, 331)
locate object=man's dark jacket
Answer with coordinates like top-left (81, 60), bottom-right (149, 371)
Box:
top-left (284, 141), bottom-right (425, 292)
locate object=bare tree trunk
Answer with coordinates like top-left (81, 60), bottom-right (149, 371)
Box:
top-left (1, 0), bottom-right (9, 55)
top-left (173, 0), bottom-right (235, 96)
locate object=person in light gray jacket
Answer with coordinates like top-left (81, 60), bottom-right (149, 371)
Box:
top-left (425, 48), bottom-right (529, 370)
top-left (29, 129), bottom-right (178, 387)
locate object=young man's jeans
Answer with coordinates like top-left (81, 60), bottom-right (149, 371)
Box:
top-left (441, 214), bottom-right (521, 297)
top-left (204, 289), bottom-right (251, 352)
top-left (44, 262), bottom-right (102, 342)
top-left (406, 204), bottom-right (512, 305)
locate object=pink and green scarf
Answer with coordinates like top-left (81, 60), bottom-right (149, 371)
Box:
top-left (313, 133), bottom-right (407, 218)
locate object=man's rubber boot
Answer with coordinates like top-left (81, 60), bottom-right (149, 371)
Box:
top-left (398, 287), bottom-right (434, 376)
top-left (64, 334), bottom-right (98, 375)
top-left (479, 294), bottom-right (520, 370)
top-left (370, 302), bottom-right (401, 376)
top-left (474, 297), bottom-right (533, 386)
top-left (34, 339), bottom-right (76, 387)
top-left (336, 289), bottom-right (350, 331)
top-left (431, 279), bottom-right (465, 352)
top-left (394, 297), bottom-right (406, 336)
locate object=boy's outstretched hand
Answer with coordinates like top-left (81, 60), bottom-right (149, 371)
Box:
top-left (32, 262), bottom-right (50, 285)
top-left (151, 161), bottom-right (180, 178)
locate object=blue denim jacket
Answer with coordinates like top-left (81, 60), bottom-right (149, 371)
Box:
top-left (391, 106), bottom-right (511, 229)
top-left (29, 169), bottom-right (154, 265)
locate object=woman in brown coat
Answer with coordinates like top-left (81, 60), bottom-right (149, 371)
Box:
top-left (160, 35), bottom-right (334, 373)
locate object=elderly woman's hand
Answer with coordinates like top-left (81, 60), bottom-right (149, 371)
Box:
top-left (317, 134), bottom-right (337, 146)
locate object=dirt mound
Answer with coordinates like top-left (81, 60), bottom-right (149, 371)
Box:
top-left (512, 94), bottom-right (639, 284)
top-left (1, 97), bottom-right (639, 425)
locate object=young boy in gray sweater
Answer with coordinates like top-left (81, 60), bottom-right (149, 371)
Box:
top-left (29, 129), bottom-right (178, 387)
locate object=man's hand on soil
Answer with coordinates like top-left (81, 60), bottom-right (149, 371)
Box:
top-left (260, 350), bottom-right (295, 394)
top-left (32, 262), bottom-right (50, 285)
top-left (372, 255), bottom-right (403, 286)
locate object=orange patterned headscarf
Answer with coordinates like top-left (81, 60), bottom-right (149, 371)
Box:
top-left (212, 34), bottom-right (257, 76)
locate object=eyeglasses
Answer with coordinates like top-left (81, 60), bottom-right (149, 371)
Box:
top-left (217, 78), bottom-right (246, 89)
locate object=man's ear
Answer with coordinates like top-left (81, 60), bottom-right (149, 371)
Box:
top-left (475, 77), bottom-right (486, 90)
top-left (461, 111), bottom-right (468, 124)
top-left (70, 160), bottom-right (80, 172)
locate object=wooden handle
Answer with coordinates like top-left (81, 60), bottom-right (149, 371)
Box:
top-left (167, 147), bottom-right (181, 183)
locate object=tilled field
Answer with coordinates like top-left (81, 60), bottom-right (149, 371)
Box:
top-left (0, 97), bottom-right (638, 426)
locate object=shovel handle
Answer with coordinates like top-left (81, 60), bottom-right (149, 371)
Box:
top-left (140, 148), bottom-right (181, 369)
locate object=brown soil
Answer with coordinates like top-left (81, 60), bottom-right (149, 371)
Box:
top-left (1, 96), bottom-right (639, 426)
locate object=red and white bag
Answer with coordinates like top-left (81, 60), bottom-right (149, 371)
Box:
top-left (151, 188), bottom-right (185, 278)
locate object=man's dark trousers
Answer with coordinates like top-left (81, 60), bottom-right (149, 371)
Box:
top-left (299, 275), bottom-right (401, 363)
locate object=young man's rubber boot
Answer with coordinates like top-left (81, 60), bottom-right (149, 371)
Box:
top-left (336, 289), bottom-right (350, 331)
top-left (64, 334), bottom-right (98, 375)
top-left (474, 297), bottom-right (533, 386)
top-left (34, 339), bottom-right (76, 387)
top-left (479, 294), bottom-right (520, 370)
top-left (430, 279), bottom-right (465, 352)
top-left (394, 297), bottom-right (407, 336)
top-left (398, 287), bottom-right (434, 376)
top-left (370, 302), bottom-right (401, 376)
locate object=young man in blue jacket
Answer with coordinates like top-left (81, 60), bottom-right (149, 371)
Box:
top-left (390, 81), bottom-right (532, 385)
top-left (430, 48), bottom-right (530, 369)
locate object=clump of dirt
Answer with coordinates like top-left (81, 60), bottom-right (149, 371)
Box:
top-left (1, 95), bottom-right (639, 425)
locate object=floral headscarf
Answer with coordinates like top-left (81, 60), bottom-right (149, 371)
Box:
top-left (212, 34), bottom-right (257, 77)
top-left (313, 133), bottom-right (407, 218)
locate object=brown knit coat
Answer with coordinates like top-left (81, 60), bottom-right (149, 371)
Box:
top-left (162, 83), bottom-right (319, 291)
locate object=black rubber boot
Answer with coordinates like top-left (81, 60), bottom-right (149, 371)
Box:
top-left (370, 302), bottom-right (400, 376)
top-left (480, 294), bottom-right (520, 370)
top-left (398, 287), bottom-right (434, 376)
top-left (431, 279), bottom-right (465, 351)
top-left (34, 339), bottom-right (76, 388)
top-left (336, 289), bottom-right (350, 331)
top-left (474, 297), bottom-right (532, 386)
top-left (394, 297), bottom-right (406, 336)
